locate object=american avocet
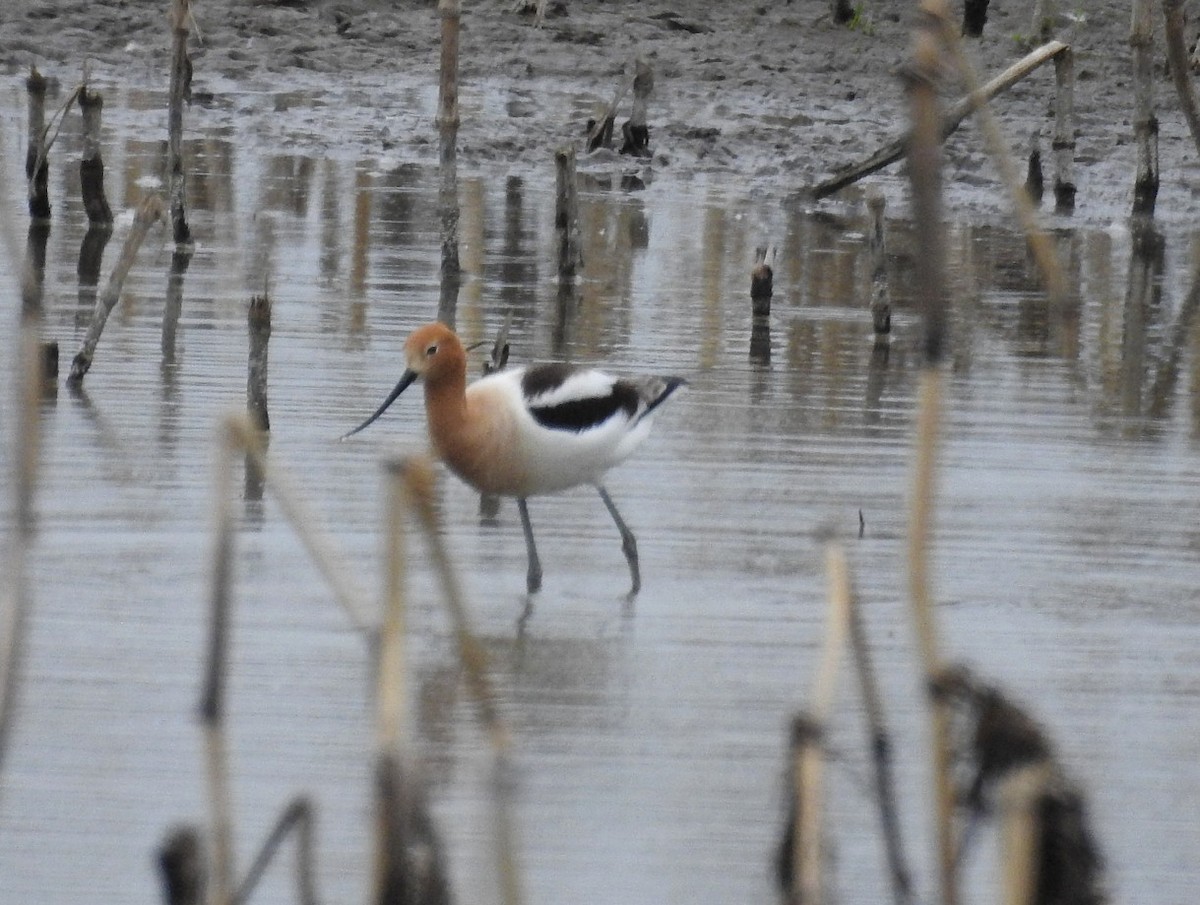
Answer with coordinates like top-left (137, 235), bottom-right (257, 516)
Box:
top-left (343, 322), bottom-right (685, 596)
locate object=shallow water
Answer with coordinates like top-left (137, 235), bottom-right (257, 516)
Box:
top-left (1, 81), bottom-right (1198, 904)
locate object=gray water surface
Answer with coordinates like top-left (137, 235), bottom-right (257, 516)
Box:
top-left (1, 82), bottom-right (1198, 904)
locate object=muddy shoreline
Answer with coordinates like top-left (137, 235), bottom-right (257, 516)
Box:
top-left (4, 1), bottom-right (1200, 224)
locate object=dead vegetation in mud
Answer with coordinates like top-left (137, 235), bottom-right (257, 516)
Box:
top-left (6, 1), bottom-right (1200, 221)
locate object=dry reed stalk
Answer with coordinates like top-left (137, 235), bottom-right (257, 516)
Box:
top-left (438, 0), bottom-right (461, 280)
top-left (69, 194), bottom-right (166, 382)
top-left (378, 460), bottom-right (409, 757)
top-left (201, 415), bottom-right (244, 905)
top-left (813, 40), bottom-right (1069, 200)
top-left (780, 715), bottom-right (822, 905)
top-left (232, 421), bottom-right (374, 638)
top-left (554, 147), bottom-right (583, 280)
top-left (905, 7), bottom-right (958, 904)
top-left (199, 416), bottom-right (323, 905)
top-left (0, 253), bottom-right (47, 799)
top-left (168, 0), bottom-right (193, 245)
top-left (932, 12), bottom-right (1068, 305)
top-left (375, 462), bottom-right (409, 901)
top-left (1161, 0), bottom-right (1200, 157)
top-left (999, 765), bottom-right (1053, 905)
top-left (232, 797), bottom-right (318, 905)
top-left (79, 85), bottom-right (114, 227)
top-left (801, 543), bottom-right (855, 905)
top-left (398, 459), bottom-right (522, 905)
top-left (1131, 0), bottom-right (1159, 215)
top-left (373, 460), bottom-right (455, 905)
top-left (844, 558), bottom-right (914, 905)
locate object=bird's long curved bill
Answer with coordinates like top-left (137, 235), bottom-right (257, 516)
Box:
top-left (339, 369), bottom-right (418, 440)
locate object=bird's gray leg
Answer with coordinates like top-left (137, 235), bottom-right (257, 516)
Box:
top-left (597, 485), bottom-right (640, 596)
top-left (517, 497), bottom-right (542, 594)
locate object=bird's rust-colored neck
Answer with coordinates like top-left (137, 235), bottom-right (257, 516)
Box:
top-left (423, 363), bottom-right (468, 443)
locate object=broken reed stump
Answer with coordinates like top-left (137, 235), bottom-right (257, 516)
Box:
top-left (168, 0), bottom-right (193, 246)
top-left (375, 459), bottom-right (454, 905)
top-left (1131, 0), bottom-right (1159, 216)
top-left (248, 293), bottom-right (272, 432)
top-left (1162, 0), bottom-right (1200, 159)
top-left (79, 86), bottom-right (113, 227)
top-left (202, 416), bottom-right (242, 905)
top-left (620, 59), bottom-right (653, 157)
top-left (1025, 130), bottom-right (1045, 204)
top-left (0, 220), bottom-right (52, 800)
top-left (69, 194), bottom-right (166, 383)
top-left (864, 190), bottom-right (891, 338)
top-left (904, 8), bottom-right (957, 905)
top-left (555, 147), bottom-right (583, 280)
top-left (776, 714), bottom-right (824, 905)
top-left (962, 0), bottom-right (989, 37)
top-left (751, 246), bottom-right (774, 318)
top-left (25, 67), bottom-right (51, 221)
top-left (1052, 48), bottom-right (1076, 211)
top-left (438, 0), bottom-right (461, 280)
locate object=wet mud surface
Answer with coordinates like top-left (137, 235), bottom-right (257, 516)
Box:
top-left (5, 0), bottom-right (1200, 223)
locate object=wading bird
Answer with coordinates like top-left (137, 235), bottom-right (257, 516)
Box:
top-left (343, 322), bottom-right (685, 596)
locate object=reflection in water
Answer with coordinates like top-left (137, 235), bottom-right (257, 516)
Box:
top-left (350, 164), bottom-right (373, 332)
top-left (76, 226), bottom-right (111, 329)
top-left (1118, 217), bottom-right (1165, 423)
top-left (159, 249), bottom-right (191, 458)
top-left (161, 250), bottom-right (190, 367)
top-left (319, 159), bottom-right (343, 287)
top-left (749, 316), bottom-right (772, 367)
top-left (5, 108), bottom-right (1200, 905)
top-left (23, 221), bottom-right (50, 317)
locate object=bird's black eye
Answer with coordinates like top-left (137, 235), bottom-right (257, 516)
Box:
top-left (426, 344), bottom-right (438, 357)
